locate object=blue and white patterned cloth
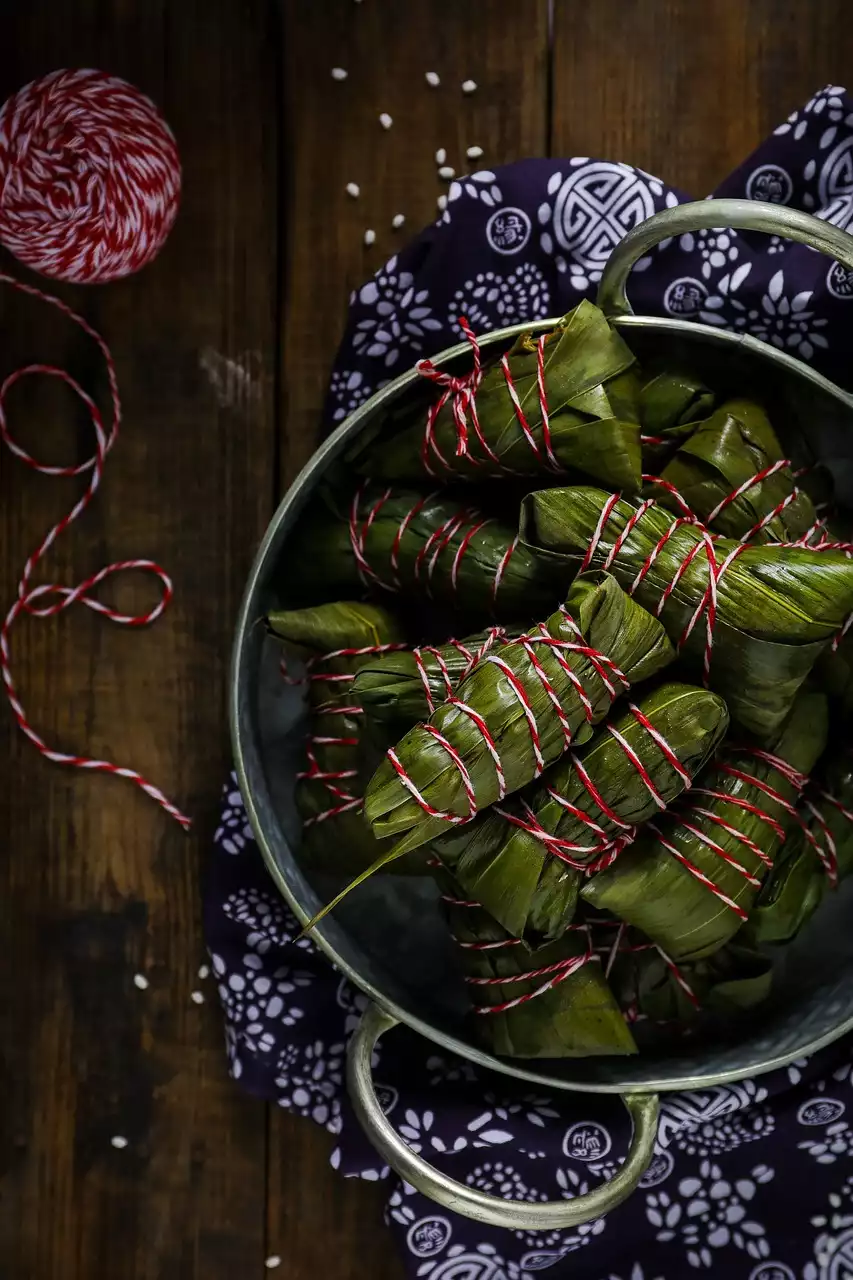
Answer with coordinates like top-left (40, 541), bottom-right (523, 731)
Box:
top-left (207, 87), bottom-right (853, 1279)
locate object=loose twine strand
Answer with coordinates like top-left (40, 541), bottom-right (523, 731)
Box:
top-left (0, 272), bottom-right (189, 828)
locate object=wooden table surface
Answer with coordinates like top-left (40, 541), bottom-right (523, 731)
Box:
top-left (1, 3), bottom-right (852, 1276)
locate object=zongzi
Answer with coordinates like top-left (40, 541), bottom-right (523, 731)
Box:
top-left (522, 486), bottom-right (853, 738)
top-left (289, 483), bottom-right (564, 620)
top-left (751, 747), bottom-right (853, 943)
top-left (434, 867), bottom-right (637, 1058)
top-left (363, 572), bottom-right (674, 850)
top-left (583, 688), bottom-right (829, 961)
top-left (431, 682), bottom-right (728, 943)
top-left (266, 601), bottom-right (423, 876)
top-left (357, 301), bottom-right (643, 490)
top-left (651, 399), bottom-right (820, 544)
top-left (353, 626), bottom-right (513, 728)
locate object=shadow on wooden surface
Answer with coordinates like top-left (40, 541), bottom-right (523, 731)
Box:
top-left (1, 2), bottom-right (852, 1277)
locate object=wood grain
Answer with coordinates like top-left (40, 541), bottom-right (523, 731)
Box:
top-left (0, 2), bottom-right (278, 1277)
top-left (278, 0), bottom-right (551, 483)
top-left (2, 2), bottom-right (852, 1277)
top-left (552, 0), bottom-right (853, 196)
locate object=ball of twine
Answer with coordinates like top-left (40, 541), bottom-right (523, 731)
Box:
top-left (0, 68), bottom-right (181, 283)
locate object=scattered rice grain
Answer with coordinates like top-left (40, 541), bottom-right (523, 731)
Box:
top-left (379, 112), bottom-right (393, 129)
top-left (111, 1136), bottom-right (128, 1149)
top-left (198, 964), bottom-right (210, 980)
top-left (331, 67), bottom-right (348, 81)
top-left (345, 182), bottom-right (360, 198)
top-left (133, 973), bottom-right (149, 991)
top-left (425, 71), bottom-right (440, 87)
top-left (191, 990), bottom-right (205, 1005)
top-left (462, 79), bottom-right (477, 94)
top-left (391, 214), bottom-right (405, 229)
top-left (435, 147), bottom-right (447, 164)
top-left (265, 1260), bottom-right (282, 1272)
top-left (438, 165), bottom-right (455, 180)
top-left (467, 145), bottom-right (484, 159)
top-left (437, 194), bottom-right (447, 211)
top-left (364, 229), bottom-right (376, 246)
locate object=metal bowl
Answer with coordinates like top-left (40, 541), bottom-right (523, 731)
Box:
top-left (232, 200), bottom-right (853, 1227)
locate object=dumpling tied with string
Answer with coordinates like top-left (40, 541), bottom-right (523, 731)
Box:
top-left (583, 687), bottom-right (828, 963)
top-left (646, 398), bottom-right (821, 544)
top-left (362, 572), bottom-right (674, 853)
top-left (521, 486), bottom-right (853, 740)
top-left (357, 300), bottom-right (643, 491)
top-left (429, 681), bottom-right (728, 944)
top-left (287, 484), bottom-right (563, 621)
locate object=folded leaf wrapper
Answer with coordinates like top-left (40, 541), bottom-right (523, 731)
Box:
top-left (652, 399), bottom-right (819, 545)
top-left (352, 627), bottom-right (513, 730)
top-left (432, 865), bottom-right (637, 1058)
top-left (431, 682), bottom-right (728, 943)
top-left (639, 369), bottom-right (715, 465)
top-left (609, 936), bottom-right (773, 1025)
top-left (522, 486), bottom-right (853, 739)
top-left (583, 688), bottom-right (829, 962)
top-left (751, 748), bottom-right (853, 944)
top-left (289, 484), bottom-right (563, 621)
top-left (266, 602), bottom-right (425, 877)
top-left (363, 572), bottom-right (674, 851)
top-left (357, 301), bottom-right (643, 491)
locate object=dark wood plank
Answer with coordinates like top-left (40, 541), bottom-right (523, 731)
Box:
top-left (0, 3), bottom-right (278, 1277)
top-left (270, 4), bottom-right (549, 1276)
top-left (552, 0), bottom-right (853, 196)
top-left (279, 0), bottom-right (551, 482)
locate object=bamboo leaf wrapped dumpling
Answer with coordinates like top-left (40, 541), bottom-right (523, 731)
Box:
top-left (582, 688), bottom-right (829, 962)
top-left (266, 602), bottom-right (425, 877)
top-left (750, 748), bottom-right (853, 944)
top-left (353, 626), bottom-right (513, 729)
top-left (521, 486), bottom-right (853, 739)
top-left (639, 368), bottom-right (715, 465)
top-left (433, 867), bottom-right (637, 1058)
top-left (363, 572), bottom-right (674, 850)
top-left (608, 933), bottom-right (773, 1025)
top-left (356, 301), bottom-right (643, 490)
top-left (651, 399), bottom-right (820, 545)
top-left (289, 484), bottom-right (565, 620)
top-left (431, 682), bottom-right (728, 943)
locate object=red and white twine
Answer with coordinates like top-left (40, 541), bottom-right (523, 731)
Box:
top-left (290, 641), bottom-right (406, 827)
top-left (416, 316), bottom-right (561, 477)
top-left (384, 616), bottom-right (630, 829)
top-left (0, 272), bottom-right (189, 828)
top-left (348, 483), bottom-right (519, 606)
top-left (647, 746), bottom-right (809, 920)
top-left (0, 70), bottom-right (181, 283)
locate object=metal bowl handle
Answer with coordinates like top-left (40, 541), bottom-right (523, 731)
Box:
top-left (597, 197), bottom-right (853, 318)
top-left (347, 1002), bottom-right (660, 1230)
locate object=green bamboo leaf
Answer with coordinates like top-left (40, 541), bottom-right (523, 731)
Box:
top-left (750, 747), bottom-right (853, 943)
top-left (583, 688), bottom-right (828, 962)
top-left (288, 485), bottom-right (566, 620)
top-left (356, 301), bottom-right (643, 490)
top-left (352, 627), bottom-right (515, 729)
top-left (639, 369), bottom-right (715, 465)
top-left (432, 681), bottom-right (728, 943)
top-left (267, 599), bottom-right (405, 652)
top-left (611, 939), bottom-right (772, 1024)
top-left (522, 486), bottom-right (853, 738)
top-left (432, 862), bottom-right (637, 1058)
top-left (363, 572), bottom-right (674, 846)
top-left (268, 601), bottom-right (424, 879)
top-left (651, 399), bottom-right (819, 544)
